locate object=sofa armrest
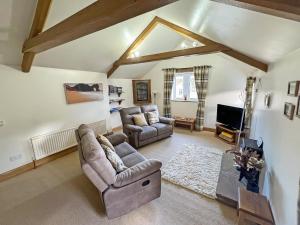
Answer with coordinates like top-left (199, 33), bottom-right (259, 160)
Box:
top-left (106, 133), bottom-right (128, 146)
top-left (113, 159), bottom-right (162, 187)
top-left (82, 163), bottom-right (109, 192)
top-left (159, 117), bottom-right (175, 125)
top-left (124, 124), bottom-right (143, 133)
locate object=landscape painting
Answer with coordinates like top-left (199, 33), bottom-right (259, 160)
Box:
top-left (64, 83), bottom-right (104, 104)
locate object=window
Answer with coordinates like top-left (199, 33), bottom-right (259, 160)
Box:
top-left (171, 72), bottom-right (198, 101)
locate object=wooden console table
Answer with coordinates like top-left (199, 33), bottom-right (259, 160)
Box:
top-left (174, 116), bottom-right (195, 132)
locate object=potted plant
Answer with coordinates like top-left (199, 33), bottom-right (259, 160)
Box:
top-left (228, 149), bottom-right (264, 193)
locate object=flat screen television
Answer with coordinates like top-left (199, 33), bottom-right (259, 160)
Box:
top-left (217, 104), bottom-right (244, 130)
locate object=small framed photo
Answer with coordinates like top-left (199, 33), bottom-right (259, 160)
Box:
top-left (284, 102), bottom-right (295, 120)
top-left (296, 97), bottom-right (300, 118)
top-left (288, 81), bottom-right (300, 96)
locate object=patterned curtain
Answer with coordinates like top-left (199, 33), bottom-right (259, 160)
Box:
top-left (194, 66), bottom-right (210, 131)
top-left (163, 68), bottom-right (176, 118)
top-left (244, 77), bottom-right (256, 128)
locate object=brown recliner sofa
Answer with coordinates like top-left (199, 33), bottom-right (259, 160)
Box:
top-left (120, 105), bottom-right (174, 148)
top-left (75, 124), bottom-right (162, 219)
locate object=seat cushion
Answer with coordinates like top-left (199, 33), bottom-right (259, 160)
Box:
top-left (121, 152), bottom-right (146, 167)
top-left (114, 142), bottom-right (136, 158)
top-left (151, 123), bottom-right (172, 135)
top-left (139, 126), bottom-right (158, 141)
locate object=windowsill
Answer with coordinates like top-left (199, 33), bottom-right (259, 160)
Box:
top-left (171, 99), bottom-right (198, 103)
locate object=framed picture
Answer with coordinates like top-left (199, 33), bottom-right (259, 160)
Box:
top-left (132, 80), bottom-right (152, 105)
top-left (288, 81), bottom-right (300, 96)
top-left (296, 97), bottom-right (300, 118)
top-left (284, 102), bottom-right (295, 120)
top-left (64, 83), bottom-right (104, 104)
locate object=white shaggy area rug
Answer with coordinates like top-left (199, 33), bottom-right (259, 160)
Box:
top-left (162, 144), bottom-right (223, 199)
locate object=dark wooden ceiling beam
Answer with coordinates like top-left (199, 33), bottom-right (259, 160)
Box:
top-left (211, 0), bottom-right (300, 22)
top-left (118, 45), bottom-right (230, 65)
top-left (22, 0), bottom-right (179, 54)
top-left (21, 0), bottom-right (52, 72)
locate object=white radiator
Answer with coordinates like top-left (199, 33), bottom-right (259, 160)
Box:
top-left (30, 120), bottom-right (106, 160)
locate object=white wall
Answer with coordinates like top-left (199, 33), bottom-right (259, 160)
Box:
top-left (142, 53), bottom-right (256, 128)
top-left (107, 79), bottom-right (134, 129)
top-left (251, 49), bottom-right (300, 225)
top-left (0, 65), bottom-right (110, 174)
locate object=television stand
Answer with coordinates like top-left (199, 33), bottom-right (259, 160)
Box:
top-left (215, 124), bottom-right (244, 145)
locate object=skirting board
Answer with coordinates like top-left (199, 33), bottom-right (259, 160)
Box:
top-left (203, 127), bottom-right (216, 132)
top-left (0, 146), bottom-right (78, 183)
top-left (0, 162), bottom-right (35, 182)
top-left (33, 145), bottom-right (77, 167)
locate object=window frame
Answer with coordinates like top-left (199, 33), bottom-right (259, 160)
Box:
top-left (171, 72), bottom-right (198, 102)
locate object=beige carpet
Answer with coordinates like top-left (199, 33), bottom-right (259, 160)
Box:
top-left (0, 128), bottom-right (237, 225)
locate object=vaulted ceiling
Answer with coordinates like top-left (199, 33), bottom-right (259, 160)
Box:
top-left (1, 0), bottom-right (300, 78)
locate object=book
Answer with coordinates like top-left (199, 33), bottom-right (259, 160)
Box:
top-left (220, 131), bottom-right (233, 139)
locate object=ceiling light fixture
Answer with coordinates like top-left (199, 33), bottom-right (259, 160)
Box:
top-left (192, 41), bottom-right (199, 47)
top-left (181, 42), bottom-right (187, 49)
top-left (130, 51), bottom-right (140, 58)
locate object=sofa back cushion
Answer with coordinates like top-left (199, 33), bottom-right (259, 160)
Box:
top-left (120, 107), bottom-right (142, 125)
top-left (81, 131), bottom-right (116, 185)
top-left (141, 104), bottom-right (159, 113)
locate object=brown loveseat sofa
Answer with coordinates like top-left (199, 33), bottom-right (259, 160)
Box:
top-left (75, 124), bottom-right (162, 219)
top-left (120, 105), bottom-right (174, 148)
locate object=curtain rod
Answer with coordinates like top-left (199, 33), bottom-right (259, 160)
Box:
top-left (162, 66), bottom-right (212, 72)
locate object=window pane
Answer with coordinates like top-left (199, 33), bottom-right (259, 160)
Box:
top-left (175, 75), bottom-right (184, 99)
top-left (189, 76), bottom-right (197, 99)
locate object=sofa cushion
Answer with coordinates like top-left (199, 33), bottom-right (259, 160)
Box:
top-left (121, 152), bottom-right (146, 167)
top-left (132, 113), bottom-right (148, 126)
top-left (120, 107), bottom-right (142, 125)
top-left (97, 134), bottom-right (115, 151)
top-left (147, 111), bottom-right (159, 125)
top-left (106, 133), bottom-right (127, 146)
top-left (139, 126), bottom-right (158, 141)
top-left (141, 104), bottom-right (159, 113)
top-left (81, 132), bottom-right (116, 185)
top-left (114, 142), bottom-right (136, 158)
top-left (151, 123), bottom-right (172, 135)
top-left (101, 144), bottom-right (128, 173)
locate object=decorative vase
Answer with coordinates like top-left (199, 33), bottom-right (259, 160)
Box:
top-left (245, 169), bottom-right (260, 193)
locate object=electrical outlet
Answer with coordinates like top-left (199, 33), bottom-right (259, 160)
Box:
top-left (9, 154), bottom-right (22, 162)
top-left (0, 120), bottom-right (4, 127)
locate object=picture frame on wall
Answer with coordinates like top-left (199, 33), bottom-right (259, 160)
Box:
top-left (64, 83), bottom-right (104, 104)
top-left (296, 97), bottom-right (300, 118)
top-left (284, 102), bottom-right (295, 120)
top-left (287, 81), bottom-right (300, 96)
top-left (132, 80), bottom-right (152, 105)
